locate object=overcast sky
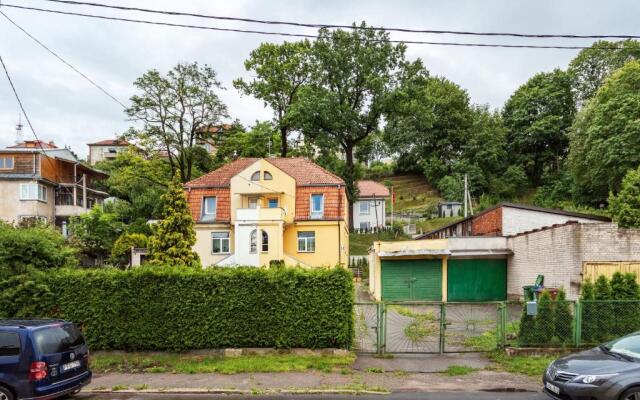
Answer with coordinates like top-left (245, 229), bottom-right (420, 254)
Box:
top-left (1, 0), bottom-right (639, 158)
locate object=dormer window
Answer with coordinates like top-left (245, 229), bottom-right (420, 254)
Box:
top-left (201, 196), bottom-right (217, 222)
top-left (251, 171), bottom-right (260, 181)
top-left (310, 194), bottom-right (324, 219)
top-left (264, 171), bottom-right (273, 180)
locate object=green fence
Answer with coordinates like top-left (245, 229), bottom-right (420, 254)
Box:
top-left (355, 300), bottom-right (640, 354)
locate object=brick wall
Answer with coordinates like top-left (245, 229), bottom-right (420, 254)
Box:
top-left (295, 186), bottom-right (346, 221)
top-left (185, 188), bottom-right (231, 222)
top-left (472, 207), bottom-right (502, 236)
top-left (507, 223), bottom-right (640, 299)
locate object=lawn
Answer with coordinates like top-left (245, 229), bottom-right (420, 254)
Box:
top-left (487, 351), bottom-right (556, 377)
top-left (90, 352), bottom-right (356, 374)
top-left (350, 231), bottom-right (410, 255)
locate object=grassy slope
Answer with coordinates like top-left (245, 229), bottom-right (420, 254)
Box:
top-left (350, 231), bottom-right (411, 255)
top-left (384, 174), bottom-right (440, 215)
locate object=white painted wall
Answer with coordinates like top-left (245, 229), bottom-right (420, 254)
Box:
top-left (501, 207), bottom-right (604, 237)
top-left (234, 223), bottom-right (259, 266)
top-left (352, 198), bottom-right (386, 229)
top-left (0, 180), bottom-right (55, 224)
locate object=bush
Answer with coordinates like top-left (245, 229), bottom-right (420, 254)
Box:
top-left (554, 288), bottom-right (573, 344)
top-left (1, 266), bottom-right (354, 351)
top-left (534, 290), bottom-right (555, 344)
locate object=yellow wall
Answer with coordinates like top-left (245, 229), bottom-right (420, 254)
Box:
top-left (194, 224), bottom-right (234, 267)
top-left (283, 220), bottom-right (349, 267)
top-left (258, 221), bottom-right (285, 266)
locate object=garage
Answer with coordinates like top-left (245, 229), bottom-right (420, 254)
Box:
top-left (447, 259), bottom-right (507, 301)
top-left (381, 259), bottom-right (442, 301)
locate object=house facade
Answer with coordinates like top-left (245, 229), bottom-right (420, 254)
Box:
top-left (0, 143), bottom-right (109, 230)
top-left (87, 139), bottom-right (130, 165)
top-left (438, 201), bottom-right (462, 218)
top-left (185, 157), bottom-right (349, 267)
top-left (353, 180), bottom-right (389, 230)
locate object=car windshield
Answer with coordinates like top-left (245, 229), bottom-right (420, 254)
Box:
top-left (604, 333), bottom-right (640, 360)
top-left (33, 324), bottom-right (85, 354)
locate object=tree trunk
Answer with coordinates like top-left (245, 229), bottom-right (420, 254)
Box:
top-left (280, 126), bottom-right (288, 157)
top-left (345, 142), bottom-right (355, 230)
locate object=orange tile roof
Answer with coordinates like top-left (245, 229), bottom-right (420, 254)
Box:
top-left (184, 157), bottom-right (344, 187)
top-left (8, 140), bottom-right (57, 149)
top-left (88, 139), bottom-right (130, 146)
top-left (357, 180), bottom-right (390, 197)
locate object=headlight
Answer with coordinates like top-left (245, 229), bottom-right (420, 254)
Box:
top-left (546, 361), bottom-right (556, 377)
top-left (574, 374), bottom-right (618, 385)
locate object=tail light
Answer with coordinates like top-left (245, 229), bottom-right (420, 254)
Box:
top-left (29, 361), bottom-right (48, 381)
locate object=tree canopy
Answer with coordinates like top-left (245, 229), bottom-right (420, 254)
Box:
top-left (609, 166), bottom-right (640, 228)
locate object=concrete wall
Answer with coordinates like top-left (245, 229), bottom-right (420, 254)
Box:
top-left (0, 180), bottom-right (55, 224)
top-left (507, 223), bottom-right (640, 299)
top-left (352, 198), bottom-right (386, 229)
top-left (501, 207), bottom-right (602, 237)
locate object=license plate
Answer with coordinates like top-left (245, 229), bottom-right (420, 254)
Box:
top-left (61, 360), bottom-right (81, 372)
top-left (546, 382), bottom-right (560, 395)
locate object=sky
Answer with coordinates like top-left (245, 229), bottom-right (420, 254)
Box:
top-left (1, 0), bottom-right (639, 158)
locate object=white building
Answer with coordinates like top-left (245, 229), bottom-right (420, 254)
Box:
top-left (87, 139), bottom-right (130, 165)
top-left (353, 180), bottom-right (390, 230)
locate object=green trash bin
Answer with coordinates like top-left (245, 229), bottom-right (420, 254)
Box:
top-left (522, 275), bottom-right (545, 301)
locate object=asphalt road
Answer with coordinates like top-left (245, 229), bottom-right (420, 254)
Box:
top-left (79, 392), bottom-right (549, 400)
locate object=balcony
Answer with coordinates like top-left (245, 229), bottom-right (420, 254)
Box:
top-left (236, 207), bottom-right (285, 222)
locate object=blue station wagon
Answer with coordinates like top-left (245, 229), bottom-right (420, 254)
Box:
top-left (0, 320), bottom-right (91, 400)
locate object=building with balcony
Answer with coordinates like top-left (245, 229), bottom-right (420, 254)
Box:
top-left (185, 157), bottom-right (349, 267)
top-left (87, 139), bottom-right (131, 165)
top-left (0, 143), bottom-right (109, 230)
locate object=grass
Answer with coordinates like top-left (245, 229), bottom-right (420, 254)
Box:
top-left (488, 351), bottom-right (556, 377)
top-left (384, 174), bottom-right (439, 214)
top-left (442, 365), bottom-right (478, 376)
top-left (415, 217), bottom-right (461, 234)
top-left (91, 352), bottom-right (355, 374)
top-left (349, 231), bottom-right (410, 255)
top-left (111, 385), bottom-right (128, 391)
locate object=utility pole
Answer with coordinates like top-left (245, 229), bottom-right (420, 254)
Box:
top-left (464, 174), bottom-right (468, 217)
top-left (390, 186), bottom-right (394, 226)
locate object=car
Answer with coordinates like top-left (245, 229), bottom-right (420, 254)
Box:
top-left (0, 319), bottom-right (91, 400)
top-left (543, 331), bottom-right (640, 400)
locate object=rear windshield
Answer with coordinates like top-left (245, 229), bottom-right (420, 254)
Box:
top-left (32, 324), bottom-right (85, 354)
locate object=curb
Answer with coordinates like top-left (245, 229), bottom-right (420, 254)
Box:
top-left (88, 388), bottom-right (391, 395)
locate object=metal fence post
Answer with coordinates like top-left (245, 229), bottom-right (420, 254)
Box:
top-left (574, 300), bottom-right (582, 348)
top-left (376, 302), bottom-right (386, 355)
top-left (439, 302), bottom-right (446, 354)
top-left (498, 302), bottom-right (507, 349)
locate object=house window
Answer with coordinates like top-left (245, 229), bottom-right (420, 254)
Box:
top-left (0, 332), bottom-right (20, 356)
top-left (251, 171), bottom-right (260, 181)
top-left (261, 230), bottom-right (269, 252)
top-left (0, 156), bottom-right (14, 170)
top-left (212, 232), bottom-right (230, 254)
top-left (202, 196), bottom-right (217, 221)
top-left (359, 201), bottom-right (370, 215)
top-left (297, 231), bottom-right (315, 252)
top-left (20, 183), bottom-right (47, 202)
top-left (248, 197), bottom-right (259, 209)
top-left (359, 222), bottom-right (370, 230)
top-left (268, 198), bottom-right (278, 208)
top-left (264, 171), bottom-right (273, 180)
top-left (310, 194), bottom-right (324, 219)
top-left (250, 229), bottom-right (257, 253)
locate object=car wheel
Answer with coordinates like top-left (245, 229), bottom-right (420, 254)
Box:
top-left (0, 386), bottom-right (14, 400)
top-left (621, 387), bottom-right (640, 400)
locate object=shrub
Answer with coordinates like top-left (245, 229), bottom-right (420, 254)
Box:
top-left (554, 288), bottom-right (573, 344)
top-left (534, 290), bottom-right (555, 344)
top-left (2, 266), bottom-right (354, 351)
top-left (110, 233), bottom-right (149, 267)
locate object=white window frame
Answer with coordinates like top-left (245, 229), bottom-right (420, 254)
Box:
top-left (203, 196), bottom-right (217, 215)
top-left (310, 194), bottom-right (324, 219)
top-left (0, 156), bottom-right (14, 170)
top-left (211, 231), bottom-right (230, 254)
top-left (297, 231), bottom-right (316, 253)
top-left (359, 200), bottom-right (370, 215)
top-left (250, 229), bottom-right (257, 253)
top-left (20, 183), bottom-right (47, 202)
top-left (268, 198), bottom-right (278, 208)
top-left (248, 196), bottom-right (259, 209)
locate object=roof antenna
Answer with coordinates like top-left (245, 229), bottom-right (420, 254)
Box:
top-left (15, 113), bottom-right (23, 144)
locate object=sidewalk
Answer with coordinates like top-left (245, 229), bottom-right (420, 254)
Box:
top-left (354, 353), bottom-right (490, 373)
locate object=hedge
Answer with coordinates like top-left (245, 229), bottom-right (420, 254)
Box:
top-left (0, 266), bottom-right (354, 351)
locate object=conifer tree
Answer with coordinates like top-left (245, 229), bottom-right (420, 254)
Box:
top-left (148, 172), bottom-right (200, 267)
top-left (535, 290), bottom-right (555, 345)
top-left (581, 279), bottom-right (596, 342)
top-left (593, 275), bottom-right (612, 341)
top-left (554, 287), bottom-right (573, 344)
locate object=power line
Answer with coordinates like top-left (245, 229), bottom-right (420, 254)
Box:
top-left (0, 4), bottom-right (626, 50)
top-left (0, 10), bottom-right (127, 109)
top-left (39, 0), bottom-right (640, 40)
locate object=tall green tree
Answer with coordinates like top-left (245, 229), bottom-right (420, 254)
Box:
top-left (69, 206), bottom-right (125, 265)
top-left (126, 62), bottom-right (229, 182)
top-left (234, 41), bottom-right (314, 157)
top-left (148, 172), bottom-right (199, 267)
top-left (213, 121), bottom-right (279, 164)
top-left (609, 166), bottom-right (640, 228)
top-left (292, 23), bottom-right (406, 223)
top-left (569, 61), bottom-right (640, 204)
top-left (568, 39), bottom-right (640, 106)
top-left (502, 69), bottom-right (575, 185)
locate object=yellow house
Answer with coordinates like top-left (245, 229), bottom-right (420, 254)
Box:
top-left (185, 157), bottom-right (349, 267)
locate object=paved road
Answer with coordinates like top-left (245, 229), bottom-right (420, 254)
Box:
top-left (79, 392), bottom-right (549, 400)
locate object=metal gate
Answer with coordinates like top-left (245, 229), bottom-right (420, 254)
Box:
top-left (354, 303), bottom-right (380, 353)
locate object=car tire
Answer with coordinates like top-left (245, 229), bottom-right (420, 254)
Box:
top-left (621, 387), bottom-right (640, 400)
top-left (0, 386), bottom-right (14, 400)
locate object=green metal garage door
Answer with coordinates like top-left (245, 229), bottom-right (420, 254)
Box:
top-left (447, 259), bottom-right (506, 301)
top-left (381, 259), bottom-right (442, 301)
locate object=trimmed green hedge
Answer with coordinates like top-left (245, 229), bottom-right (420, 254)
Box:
top-left (1, 267), bottom-right (354, 351)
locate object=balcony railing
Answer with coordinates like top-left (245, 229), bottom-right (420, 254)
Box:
top-left (236, 207), bottom-right (285, 222)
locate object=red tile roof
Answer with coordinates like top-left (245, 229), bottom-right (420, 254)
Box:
top-left (8, 140), bottom-right (57, 149)
top-left (88, 139), bottom-right (130, 146)
top-left (184, 157), bottom-right (344, 187)
top-left (357, 180), bottom-right (390, 198)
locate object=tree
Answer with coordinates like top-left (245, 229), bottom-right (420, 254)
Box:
top-left (568, 40), bottom-right (640, 106)
top-left (554, 287), bottom-right (573, 344)
top-left (69, 206), bottom-right (125, 266)
top-left (502, 69), bottom-right (576, 185)
top-left (110, 233), bottom-right (149, 267)
top-left (126, 62), bottom-right (229, 182)
top-left (292, 23), bottom-right (406, 224)
top-left (609, 166), bottom-right (640, 228)
top-left (212, 121), bottom-right (279, 164)
top-left (569, 61), bottom-right (640, 204)
top-left (148, 172), bottom-right (199, 267)
top-left (234, 41), bottom-right (314, 157)
top-left (535, 290), bottom-right (555, 344)
top-left (0, 222), bottom-right (77, 277)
